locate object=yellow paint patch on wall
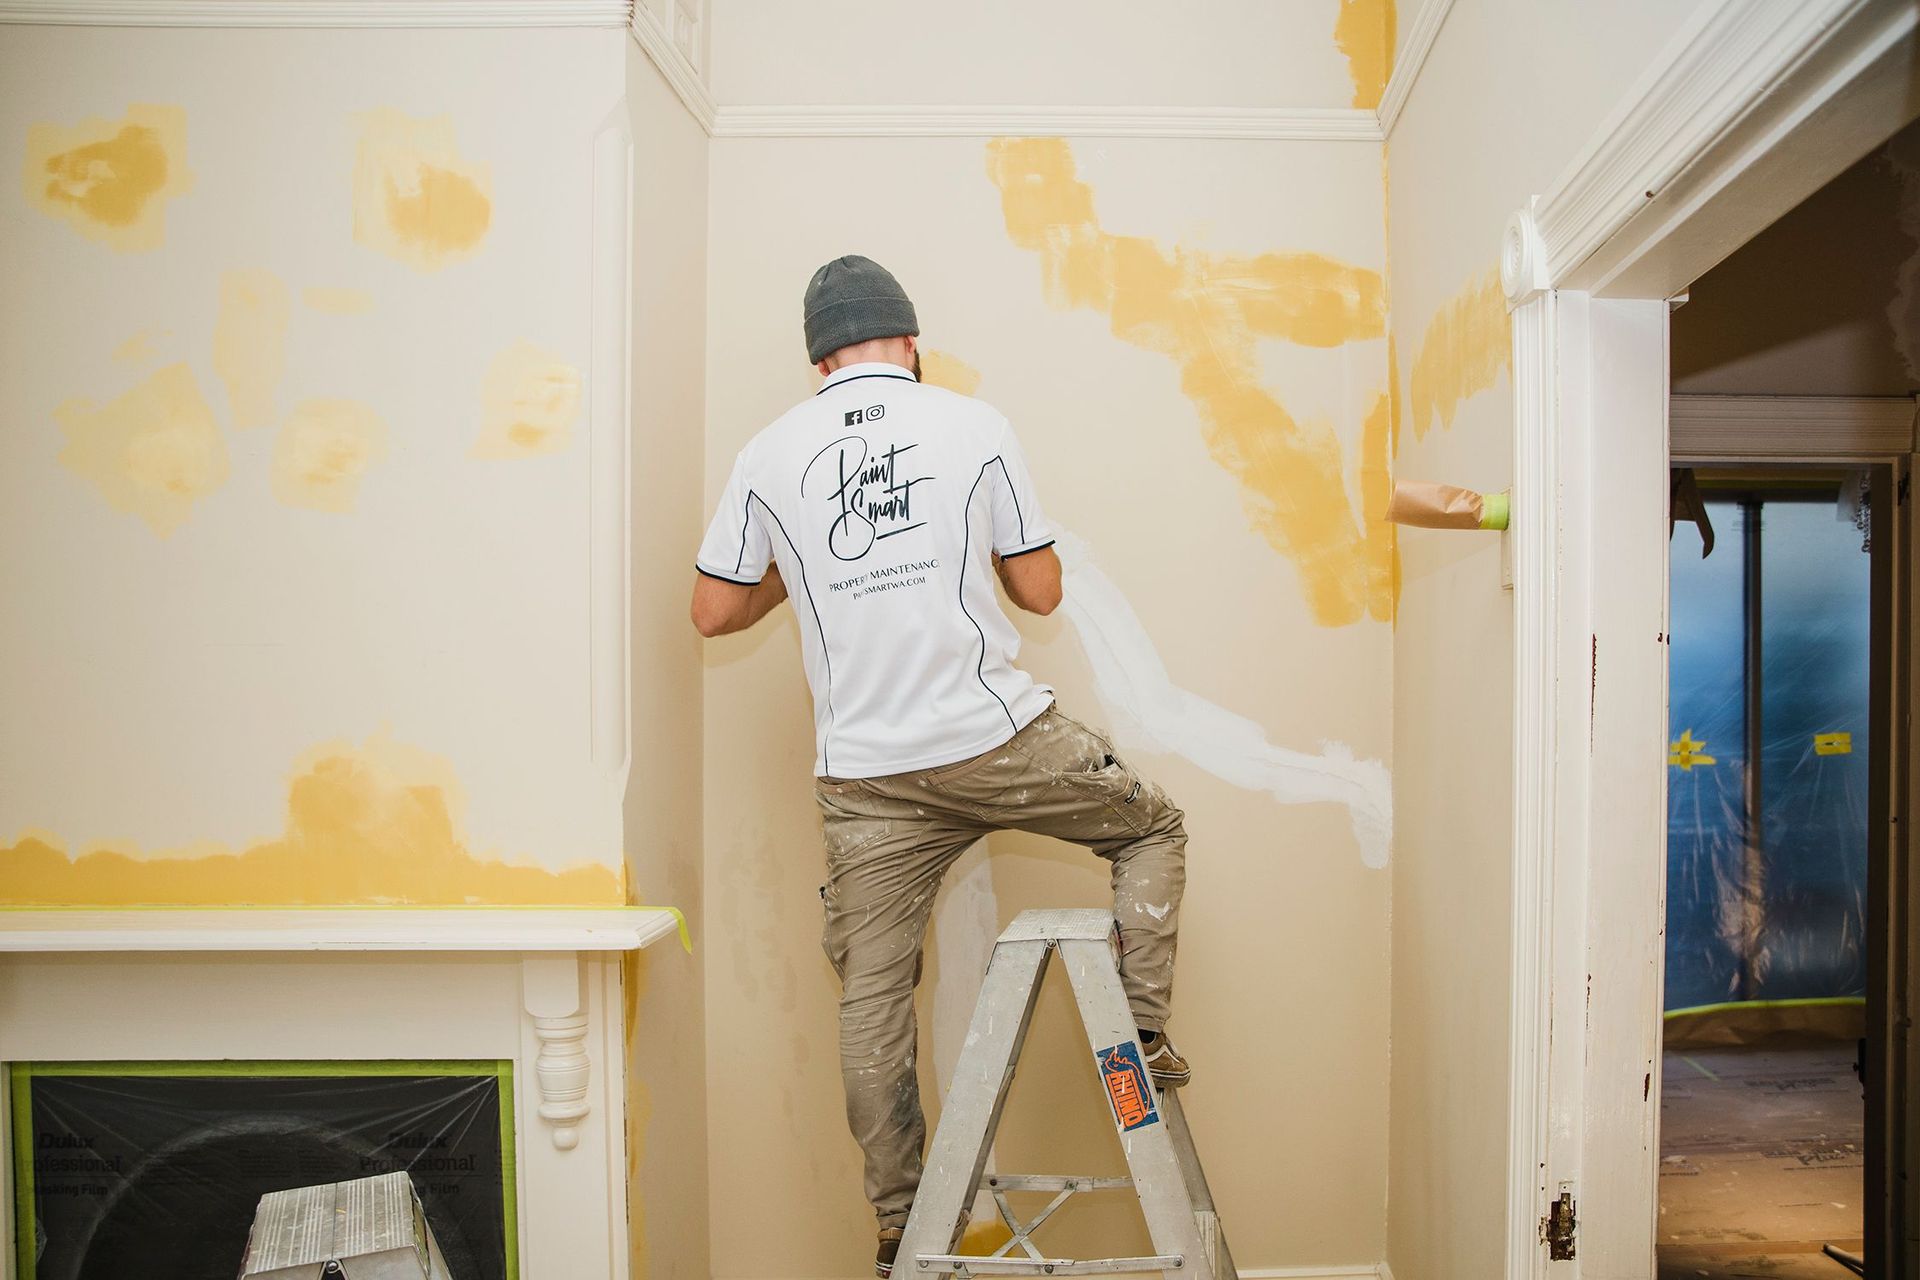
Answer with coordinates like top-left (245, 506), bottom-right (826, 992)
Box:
top-left (0, 731), bottom-right (624, 906)
top-left (921, 349), bottom-right (982, 396)
top-left (272, 398), bottom-right (390, 512)
top-left (1407, 267), bottom-right (1510, 440)
top-left (22, 104), bottom-right (193, 251)
top-left (473, 340), bottom-right (582, 458)
top-left (1335, 0), bottom-right (1397, 111)
top-left (353, 109), bottom-right (492, 272)
top-left (212, 268), bottom-right (291, 430)
top-left (302, 286), bottom-right (376, 315)
top-left (987, 137), bottom-right (1393, 626)
top-left (55, 362), bottom-right (229, 536)
top-left (111, 330), bottom-right (164, 366)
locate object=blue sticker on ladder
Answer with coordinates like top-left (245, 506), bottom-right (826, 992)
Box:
top-left (1097, 1040), bottom-right (1160, 1131)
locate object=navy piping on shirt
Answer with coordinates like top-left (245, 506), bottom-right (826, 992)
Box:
top-left (696, 565), bottom-right (762, 586)
top-left (959, 456), bottom-right (1019, 735)
top-left (815, 372), bottom-right (917, 396)
top-left (733, 497), bottom-right (756, 573)
top-left (745, 489), bottom-right (839, 774)
top-left (987, 454), bottom-right (1032, 544)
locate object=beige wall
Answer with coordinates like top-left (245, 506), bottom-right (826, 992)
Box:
top-left (702, 129), bottom-right (1393, 1275)
top-left (0, 24), bottom-right (631, 905)
top-left (624, 41), bottom-right (714, 1280)
top-left (1383, 2), bottom-right (1711, 1278)
top-left (709, 0), bottom-right (1382, 109)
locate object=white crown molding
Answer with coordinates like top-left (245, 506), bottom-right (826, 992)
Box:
top-left (0, 0), bottom-right (631, 24)
top-left (2, 3), bottom-right (1392, 144)
top-left (1669, 393), bottom-right (1919, 459)
top-left (628, 3), bottom-right (715, 132)
top-left (1531, 0), bottom-right (1920, 295)
top-left (708, 104), bottom-right (1381, 142)
top-left (1377, 0), bottom-right (1452, 138)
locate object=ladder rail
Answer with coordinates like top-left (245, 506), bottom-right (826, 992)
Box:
top-left (896, 937), bottom-right (1052, 1273)
top-left (1057, 936), bottom-right (1216, 1280)
top-left (901, 910), bottom-right (1235, 1280)
top-left (1162, 1091), bottom-right (1236, 1280)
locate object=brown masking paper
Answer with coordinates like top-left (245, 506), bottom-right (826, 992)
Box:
top-left (1385, 480), bottom-right (1506, 531)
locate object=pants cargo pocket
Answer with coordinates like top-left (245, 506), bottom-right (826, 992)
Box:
top-left (1060, 753), bottom-right (1153, 836)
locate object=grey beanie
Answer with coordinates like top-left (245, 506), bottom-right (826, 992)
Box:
top-left (804, 255), bottom-right (919, 365)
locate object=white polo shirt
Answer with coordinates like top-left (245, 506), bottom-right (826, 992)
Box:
top-left (697, 361), bottom-right (1058, 778)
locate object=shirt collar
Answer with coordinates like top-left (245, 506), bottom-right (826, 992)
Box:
top-left (817, 361), bottom-right (918, 394)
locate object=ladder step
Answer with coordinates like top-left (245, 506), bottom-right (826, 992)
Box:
top-left (981, 1175), bottom-right (1132, 1193)
top-left (912, 1255), bottom-right (1183, 1276)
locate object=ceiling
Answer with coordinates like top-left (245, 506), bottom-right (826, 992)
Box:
top-left (1671, 113), bottom-right (1920, 398)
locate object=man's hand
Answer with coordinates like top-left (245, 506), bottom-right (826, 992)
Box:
top-left (692, 565), bottom-right (789, 637)
top-left (993, 546), bottom-right (1062, 616)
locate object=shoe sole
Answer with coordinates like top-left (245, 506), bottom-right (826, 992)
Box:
top-left (1151, 1068), bottom-right (1191, 1089)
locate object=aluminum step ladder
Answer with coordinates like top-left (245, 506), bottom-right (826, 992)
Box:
top-left (896, 908), bottom-right (1236, 1280)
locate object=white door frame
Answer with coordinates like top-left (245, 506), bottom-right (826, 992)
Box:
top-left (1499, 1), bottom-right (1920, 1275)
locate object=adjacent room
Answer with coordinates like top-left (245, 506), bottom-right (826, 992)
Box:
top-left (1658, 116), bottom-right (1920, 1280)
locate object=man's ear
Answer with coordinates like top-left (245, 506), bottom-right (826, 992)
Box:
top-left (816, 358), bottom-right (832, 376)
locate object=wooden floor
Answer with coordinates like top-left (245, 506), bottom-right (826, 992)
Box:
top-left (1657, 1042), bottom-right (1865, 1279)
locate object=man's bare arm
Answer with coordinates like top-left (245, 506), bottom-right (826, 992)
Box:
top-left (691, 565), bottom-right (788, 637)
top-left (994, 546), bottom-right (1062, 616)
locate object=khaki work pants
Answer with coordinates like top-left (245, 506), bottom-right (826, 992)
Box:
top-left (813, 703), bottom-right (1187, 1228)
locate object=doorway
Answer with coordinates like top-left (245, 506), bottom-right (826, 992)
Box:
top-left (1660, 474), bottom-right (1889, 1278)
top-left (1497, 4), bottom-right (1920, 1274)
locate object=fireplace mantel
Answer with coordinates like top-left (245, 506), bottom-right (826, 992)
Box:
top-left (1, 906), bottom-right (680, 1278)
top-left (0, 906), bottom-right (681, 952)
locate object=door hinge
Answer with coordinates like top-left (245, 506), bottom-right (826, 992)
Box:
top-left (1541, 1191), bottom-right (1577, 1260)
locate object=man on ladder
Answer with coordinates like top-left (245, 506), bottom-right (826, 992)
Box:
top-left (691, 256), bottom-right (1193, 1278)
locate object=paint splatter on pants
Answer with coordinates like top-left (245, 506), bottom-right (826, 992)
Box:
top-left (814, 703), bottom-right (1186, 1229)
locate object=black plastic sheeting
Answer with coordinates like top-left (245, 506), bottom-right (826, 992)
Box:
top-left (15, 1068), bottom-right (510, 1280)
top-left (1666, 496), bottom-right (1870, 1013)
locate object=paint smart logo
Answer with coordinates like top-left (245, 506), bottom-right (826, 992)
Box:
top-left (1097, 1040), bottom-right (1159, 1132)
top-left (801, 434), bottom-right (932, 562)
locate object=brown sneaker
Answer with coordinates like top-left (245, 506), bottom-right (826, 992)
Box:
top-left (876, 1227), bottom-right (905, 1279)
top-left (1140, 1032), bottom-right (1191, 1088)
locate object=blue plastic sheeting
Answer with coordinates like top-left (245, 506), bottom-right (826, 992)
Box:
top-left (1665, 495), bottom-right (1870, 1012)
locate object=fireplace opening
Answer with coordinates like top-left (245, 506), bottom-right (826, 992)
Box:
top-left (9, 1061), bottom-right (516, 1280)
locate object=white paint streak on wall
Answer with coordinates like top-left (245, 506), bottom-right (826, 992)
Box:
top-left (1053, 529), bottom-right (1394, 868)
top-left (1885, 129), bottom-right (1920, 383)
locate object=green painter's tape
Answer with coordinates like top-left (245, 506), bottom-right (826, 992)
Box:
top-left (1664, 995), bottom-right (1865, 1020)
top-left (18, 1059), bottom-right (505, 1078)
top-left (12, 1065), bottom-right (37, 1280)
top-left (4, 903), bottom-right (628, 912)
top-left (1478, 490), bottom-right (1510, 531)
top-left (645, 904), bottom-right (693, 954)
top-left (496, 1060), bottom-right (520, 1280)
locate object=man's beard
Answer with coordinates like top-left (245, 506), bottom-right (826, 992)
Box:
top-left (912, 349), bottom-right (922, 381)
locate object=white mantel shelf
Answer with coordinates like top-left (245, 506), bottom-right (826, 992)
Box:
top-left (0, 907), bottom-right (682, 952)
